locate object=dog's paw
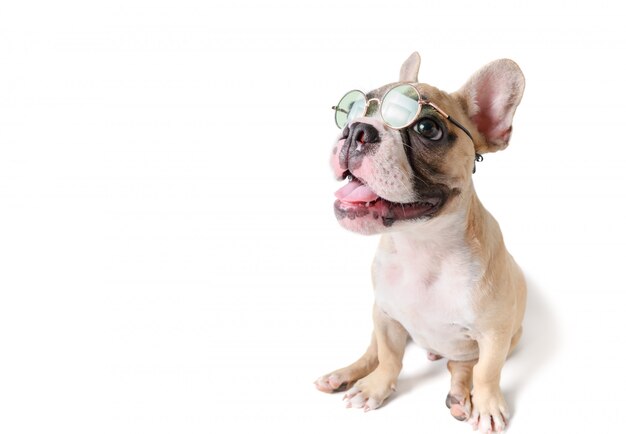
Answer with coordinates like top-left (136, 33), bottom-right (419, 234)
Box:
top-left (468, 386), bottom-right (509, 433)
top-left (314, 371), bottom-right (352, 393)
top-left (446, 390), bottom-right (471, 421)
top-left (343, 373), bottom-right (396, 412)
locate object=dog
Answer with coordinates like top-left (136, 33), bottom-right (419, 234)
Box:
top-left (315, 52), bottom-right (526, 434)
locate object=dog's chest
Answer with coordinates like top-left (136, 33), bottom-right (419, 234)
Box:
top-left (372, 232), bottom-right (481, 359)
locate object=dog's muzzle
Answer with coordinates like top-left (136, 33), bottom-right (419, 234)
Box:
top-left (338, 122), bottom-right (380, 170)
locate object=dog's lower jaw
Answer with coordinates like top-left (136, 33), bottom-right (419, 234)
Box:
top-left (334, 199), bottom-right (439, 234)
top-left (333, 191), bottom-right (452, 235)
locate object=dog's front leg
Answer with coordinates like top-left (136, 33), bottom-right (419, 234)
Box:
top-left (469, 330), bottom-right (512, 433)
top-left (344, 305), bottom-right (408, 411)
top-left (314, 332), bottom-right (378, 393)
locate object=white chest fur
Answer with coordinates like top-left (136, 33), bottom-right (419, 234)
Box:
top-left (372, 215), bottom-right (482, 361)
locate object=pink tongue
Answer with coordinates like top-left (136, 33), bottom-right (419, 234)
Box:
top-left (335, 180), bottom-right (379, 203)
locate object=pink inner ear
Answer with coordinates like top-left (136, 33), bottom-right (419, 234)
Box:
top-left (472, 112), bottom-right (512, 144)
top-left (471, 80), bottom-right (493, 133)
top-left (470, 70), bottom-right (519, 146)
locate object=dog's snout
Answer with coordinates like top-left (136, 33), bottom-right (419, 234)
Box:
top-left (339, 122), bottom-right (381, 170)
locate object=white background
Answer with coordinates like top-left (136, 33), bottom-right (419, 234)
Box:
top-left (1, 1), bottom-right (625, 433)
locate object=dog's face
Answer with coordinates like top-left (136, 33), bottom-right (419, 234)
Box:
top-left (330, 53), bottom-right (525, 235)
top-left (331, 83), bottom-right (475, 234)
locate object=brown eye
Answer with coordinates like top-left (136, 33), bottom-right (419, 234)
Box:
top-left (414, 118), bottom-right (443, 141)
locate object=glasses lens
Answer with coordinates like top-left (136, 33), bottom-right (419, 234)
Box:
top-left (381, 85), bottom-right (421, 128)
top-left (334, 90), bottom-right (366, 128)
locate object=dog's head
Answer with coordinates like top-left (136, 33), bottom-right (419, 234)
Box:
top-left (330, 52), bottom-right (525, 234)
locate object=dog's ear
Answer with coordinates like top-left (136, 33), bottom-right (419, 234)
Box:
top-left (399, 52), bottom-right (421, 82)
top-left (455, 59), bottom-right (525, 153)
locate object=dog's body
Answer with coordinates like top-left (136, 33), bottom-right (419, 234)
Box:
top-left (315, 53), bottom-right (526, 433)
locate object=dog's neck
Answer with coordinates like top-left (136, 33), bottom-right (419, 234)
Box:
top-left (381, 184), bottom-right (484, 255)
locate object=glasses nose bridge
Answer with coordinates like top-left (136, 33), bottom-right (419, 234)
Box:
top-left (364, 97), bottom-right (381, 117)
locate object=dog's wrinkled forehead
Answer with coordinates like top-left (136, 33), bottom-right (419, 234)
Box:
top-left (364, 83), bottom-right (398, 100)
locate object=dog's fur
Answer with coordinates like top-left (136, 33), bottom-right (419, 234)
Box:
top-left (315, 53), bottom-right (526, 433)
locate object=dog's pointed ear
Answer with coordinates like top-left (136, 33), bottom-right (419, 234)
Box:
top-left (455, 59), bottom-right (525, 153)
top-left (399, 52), bottom-right (421, 82)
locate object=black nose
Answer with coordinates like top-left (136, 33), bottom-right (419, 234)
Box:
top-left (347, 122), bottom-right (380, 146)
top-left (339, 122), bottom-right (381, 170)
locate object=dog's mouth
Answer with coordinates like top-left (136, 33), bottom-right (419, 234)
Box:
top-left (334, 171), bottom-right (444, 227)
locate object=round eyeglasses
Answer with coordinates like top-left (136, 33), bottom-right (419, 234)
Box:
top-left (332, 84), bottom-right (474, 142)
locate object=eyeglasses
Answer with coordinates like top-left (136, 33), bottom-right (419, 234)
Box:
top-left (332, 84), bottom-right (474, 142)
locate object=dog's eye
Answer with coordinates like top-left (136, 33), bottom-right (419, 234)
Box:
top-left (414, 118), bottom-right (443, 141)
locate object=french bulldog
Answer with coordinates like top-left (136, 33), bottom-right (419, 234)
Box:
top-left (315, 52), bottom-right (526, 434)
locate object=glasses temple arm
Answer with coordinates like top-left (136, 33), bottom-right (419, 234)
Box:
top-left (425, 101), bottom-right (475, 143)
top-left (425, 101), bottom-right (482, 173)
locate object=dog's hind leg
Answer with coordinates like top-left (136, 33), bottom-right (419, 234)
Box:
top-left (446, 359), bottom-right (477, 421)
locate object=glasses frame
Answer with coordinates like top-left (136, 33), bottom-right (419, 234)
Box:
top-left (332, 84), bottom-right (474, 143)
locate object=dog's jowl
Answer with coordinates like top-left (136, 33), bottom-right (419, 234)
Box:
top-left (316, 52), bottom-right (526, 434)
